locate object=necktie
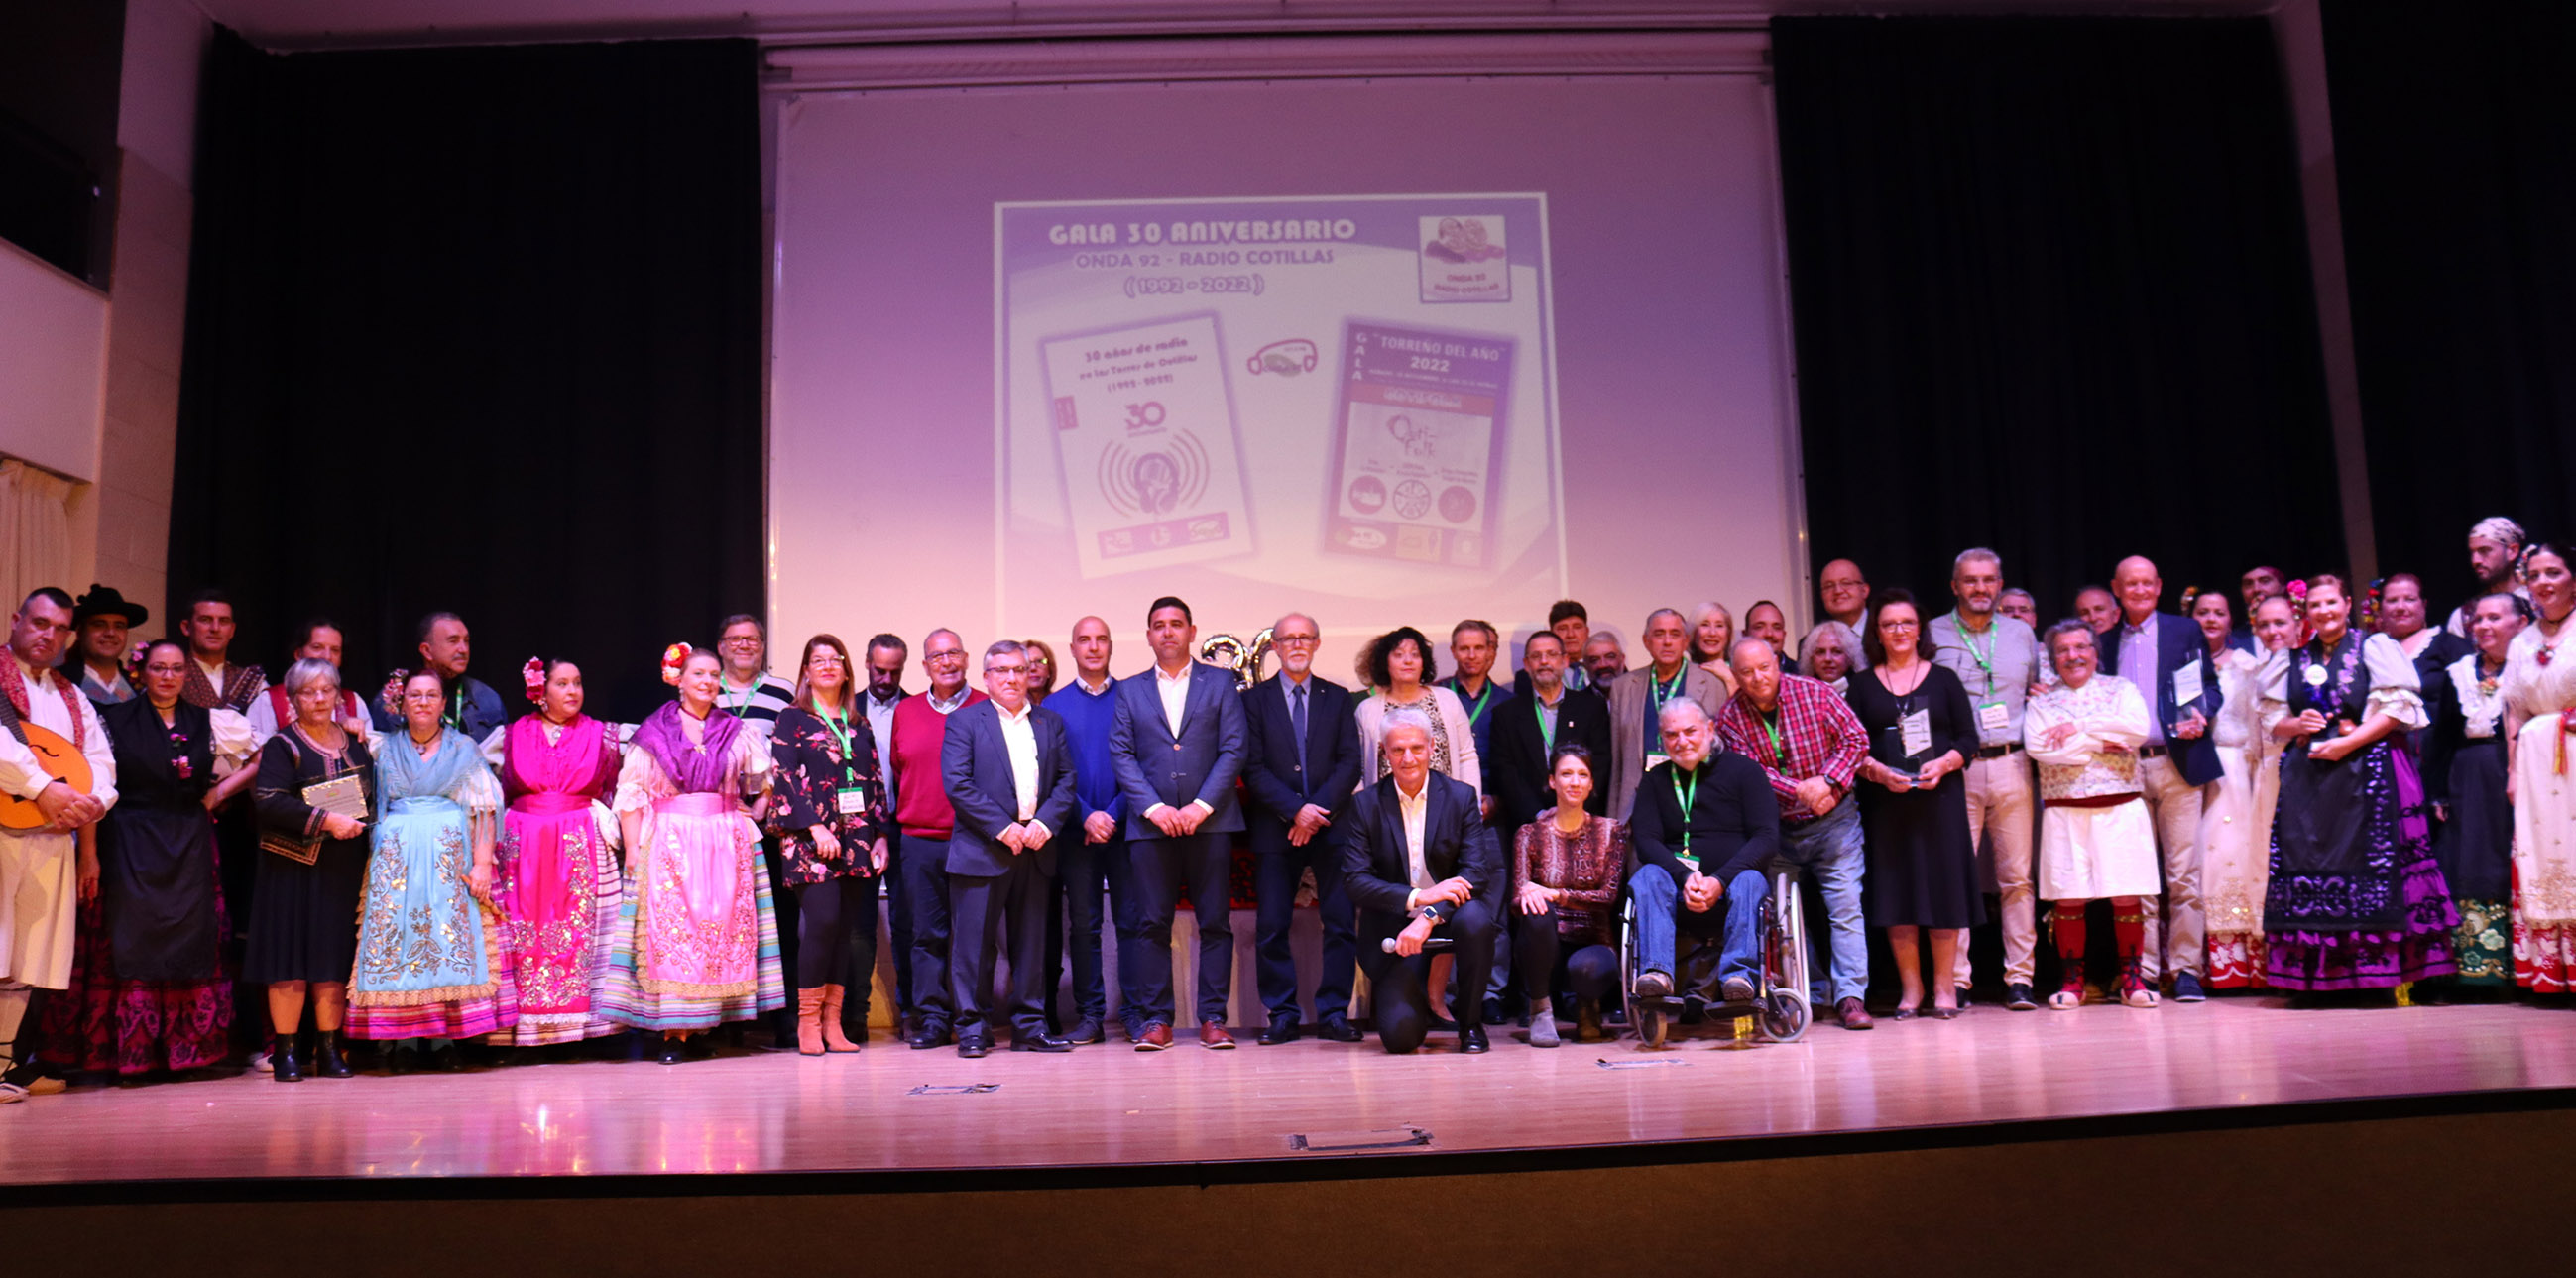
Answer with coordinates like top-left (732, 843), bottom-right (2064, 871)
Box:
top-left (1291, 683), bottom-right (1309, 784)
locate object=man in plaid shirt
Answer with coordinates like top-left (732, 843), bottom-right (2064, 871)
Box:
top-left (1715, 639), bottom-right (1877, 1029)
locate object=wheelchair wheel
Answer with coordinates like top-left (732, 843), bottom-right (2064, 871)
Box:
top-left (1758, 990), bottom-right (1811, 1042)
top-left (1637, 1005), bottom-right (1669, 1050)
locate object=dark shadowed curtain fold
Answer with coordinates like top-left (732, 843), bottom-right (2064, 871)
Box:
top-left (1771, 16), bottom-right (2342, 619)
top-left (2323, 0), bottom-right (2576, 612)
top-left (171, 31), bottom-right (763, 720)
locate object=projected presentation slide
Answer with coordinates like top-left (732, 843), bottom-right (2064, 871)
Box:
top-left (996, 195), bottom-right (1560, 636)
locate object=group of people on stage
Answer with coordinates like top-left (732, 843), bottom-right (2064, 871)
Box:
top-left (3, 510), bottom-right (2572, 1099)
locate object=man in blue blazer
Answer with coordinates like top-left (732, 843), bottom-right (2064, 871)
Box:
top-left (1239, 611), bottom-right (1365, 1044)
top-left (2099, 556), bottom-right (2224, 1003)
top-left (942, 640), bottom-right (1080, 1057)
top-left (1342, 712), bottom-right (1502, 1055)
top-left (1109, 597), bottom-right (1250, 1050)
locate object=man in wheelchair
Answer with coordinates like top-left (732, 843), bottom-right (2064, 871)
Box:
top-left (1628, 700), bottom-right (1782, 1004)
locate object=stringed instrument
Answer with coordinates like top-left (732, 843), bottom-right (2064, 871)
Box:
top-left (0, 720), bottom-right (94, 831)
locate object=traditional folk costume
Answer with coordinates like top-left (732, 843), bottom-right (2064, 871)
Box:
top-left (2423, 647), bottom-right (2516, 988)
top-left (39, 700), bottom-right (253, 1075)
top-left (2024, 673), bottom-right (2159, 1007)
top-left (481, 715), bottom-right (624, 1046)
top-left (0, 653), bottom-right (117, 1089)
top-left (600, 703), bottom-right (783, 1033)
top-left (2263, 632), bottom-right (2455, 990)
top-left (2503, 622), bottom-right (2576, 991)
top-left (346, 728), bottom-right (515, 1040)
top-left (2200, 646), bottom-right (2284, 988)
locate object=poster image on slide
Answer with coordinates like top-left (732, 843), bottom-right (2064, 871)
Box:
top-left (1038, 312), bottom-right (1253, 577)
top-left (1327, 319), bottom-right (1511, 570)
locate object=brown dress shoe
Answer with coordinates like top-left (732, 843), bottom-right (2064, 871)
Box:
top-left (1134, 1022), bottom-right (1174, 1051)
top-left (1837, 997), bottom-right (1875, 1030)
top-left (1200, 1020), bottom-right (1236, 1049)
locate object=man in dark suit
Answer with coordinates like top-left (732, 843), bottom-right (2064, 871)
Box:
top-left (1109, 596), bottom-right (1250, 1050)
top-left (1343, 711), bottom-right (1502, 1055)
top-left (2099, 556), bottom-right (2224, 1002)
top-left (1240, 611), bottom-right (1365, 1045)
top-left (941, 640), bottom-right (1080, 1057)
top-left (1488, 630), bottom-right (1613, 834)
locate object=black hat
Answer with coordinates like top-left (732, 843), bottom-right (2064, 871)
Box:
top-left (71, 583), bottom-right (149, 629)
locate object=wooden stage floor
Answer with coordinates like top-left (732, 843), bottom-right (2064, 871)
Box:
top-left (6, 996), bottom-right (2572, 1189)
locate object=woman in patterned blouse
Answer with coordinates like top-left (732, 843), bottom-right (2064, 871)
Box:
top-left (1511, 743), bottom-right (1628, 1046)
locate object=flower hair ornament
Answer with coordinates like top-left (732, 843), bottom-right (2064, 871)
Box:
top-left (522, 656), bottom-right (548, 704)
top-left (660, 643), bottom-right (694, 687)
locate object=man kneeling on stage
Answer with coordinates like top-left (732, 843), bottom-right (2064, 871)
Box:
top-left (1343, 711), bottom-right (1501, 1054)
top-left (1628, 700), bottom-right (1780, 1004)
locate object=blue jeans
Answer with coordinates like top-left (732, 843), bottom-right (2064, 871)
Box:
top-left (1776, 801), bottom-right (1868, 1005)
top-left (1628, 863), bottom-right (1770, 988)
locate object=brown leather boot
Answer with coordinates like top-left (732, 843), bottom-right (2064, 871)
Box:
top-left (818, 985), bottom-right (861, 1053)
top-left (795, 988), bottom-right (827, 1056)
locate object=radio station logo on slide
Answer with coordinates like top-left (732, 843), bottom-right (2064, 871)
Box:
top-left (1419, 215), bottom-right (1509, 303)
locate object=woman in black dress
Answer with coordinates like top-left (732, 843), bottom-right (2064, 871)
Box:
top-left (46, 640), bottom-right (257, 1078)
top-left (1846, 589), bottom-right (1982, 1018)
top-left (2419, 591), bottom-right (2529, 998)
top-left (247, 658), bottom-right (375, 1082)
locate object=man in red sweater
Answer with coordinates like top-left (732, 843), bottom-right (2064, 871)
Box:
top-left (887, 628), bottom-right (987, 1049)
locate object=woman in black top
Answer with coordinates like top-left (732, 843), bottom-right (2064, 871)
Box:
top-left (247, 658), bottom-right (376, 1081)
top-left (1846, 590), bottom-right (1983, 1018)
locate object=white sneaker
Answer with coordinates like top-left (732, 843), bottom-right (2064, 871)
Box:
top-left (0, 1081), bottom-right (28, 1104)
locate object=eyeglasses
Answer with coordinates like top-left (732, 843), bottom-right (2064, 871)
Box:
top-left (1882, 620), bottom-right (1920, 632)
top-left (925, 649), bottom-right (967, 662)
top-left (720, 637), bottom-right (761, 647)
top-left (1273, 634), bottom-right (1319, 645)
top-left (986, 664), bottom-right (1026, 676)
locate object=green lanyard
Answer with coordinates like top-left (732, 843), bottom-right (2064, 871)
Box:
top-left (1760, 708), bottom-right (1788, 768)
top-left (819, 709), bottom-right (857, 774)
top-left (1456, 678), bottom-right (1491, 726)
top-left (1949, 611), bottom-right (1997, 697)
top-left (1670, 764), bottom-right (1698, 864)
top-left (1536, 694), bottom-right (1560, 756)
top-left (723, 677), bottom-right (758, 720)
top-left (444, 685), bottom-right (466, 734)
top-left (1652, 666), bottom-right (1686, 709)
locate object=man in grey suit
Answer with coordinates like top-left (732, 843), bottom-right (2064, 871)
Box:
top-left (1604, 608), bottom-right (1731, 819)
top-left (942, 640), bottom-right (1080, 1058)
top-left (1109, 596), bottom-right (1250, 1050)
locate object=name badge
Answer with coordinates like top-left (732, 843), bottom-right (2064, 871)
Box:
top-left (1900, 708), bottom-right (1932, 758)
top-left (1675, 851), bottom-right (1700, 872)
top-left (835, 787), bottom-right (869, 816)
top-left (1976, 701), bottom-right (2011, 737)
top-left (1644, 751), bottom-right (1671, 775)
top-left (2172, 662), bottom-right (2205, 710)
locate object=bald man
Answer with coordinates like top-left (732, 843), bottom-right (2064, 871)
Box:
top-left (1240, 612), bottom-right (1364, 1043)
top-left (2096, 556), bottom-right (2223, 1002)
top-left (1818, 559), bottom-right (1872, 670)
top-left (1038, 616), bottom-right (1123, 1044)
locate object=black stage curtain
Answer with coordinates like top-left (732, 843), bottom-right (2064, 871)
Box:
top-left (2324, 1), bottom-right (2576, 611)
top-left (170, 31), bottom-right (762, 722)
top-left (1772, 17), bottom-right (2343, 622)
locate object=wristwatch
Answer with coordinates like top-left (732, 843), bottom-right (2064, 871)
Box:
top-left (1419, 906), bottom-right (1445, 924)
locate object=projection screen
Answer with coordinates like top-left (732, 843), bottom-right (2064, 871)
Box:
top-left (768, 34), bottom-right (1804, 673)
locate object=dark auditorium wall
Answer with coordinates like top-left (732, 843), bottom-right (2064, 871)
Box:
top-left (169, 31), bottom-right (764, 721)
top-left (2323, 0), bottom-right (2576, 614)
top-left (1771, 17), bottom-right (2345, 620)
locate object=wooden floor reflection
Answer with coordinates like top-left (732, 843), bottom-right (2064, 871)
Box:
top-left (6, 997), bottom-right (2571, 1185)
